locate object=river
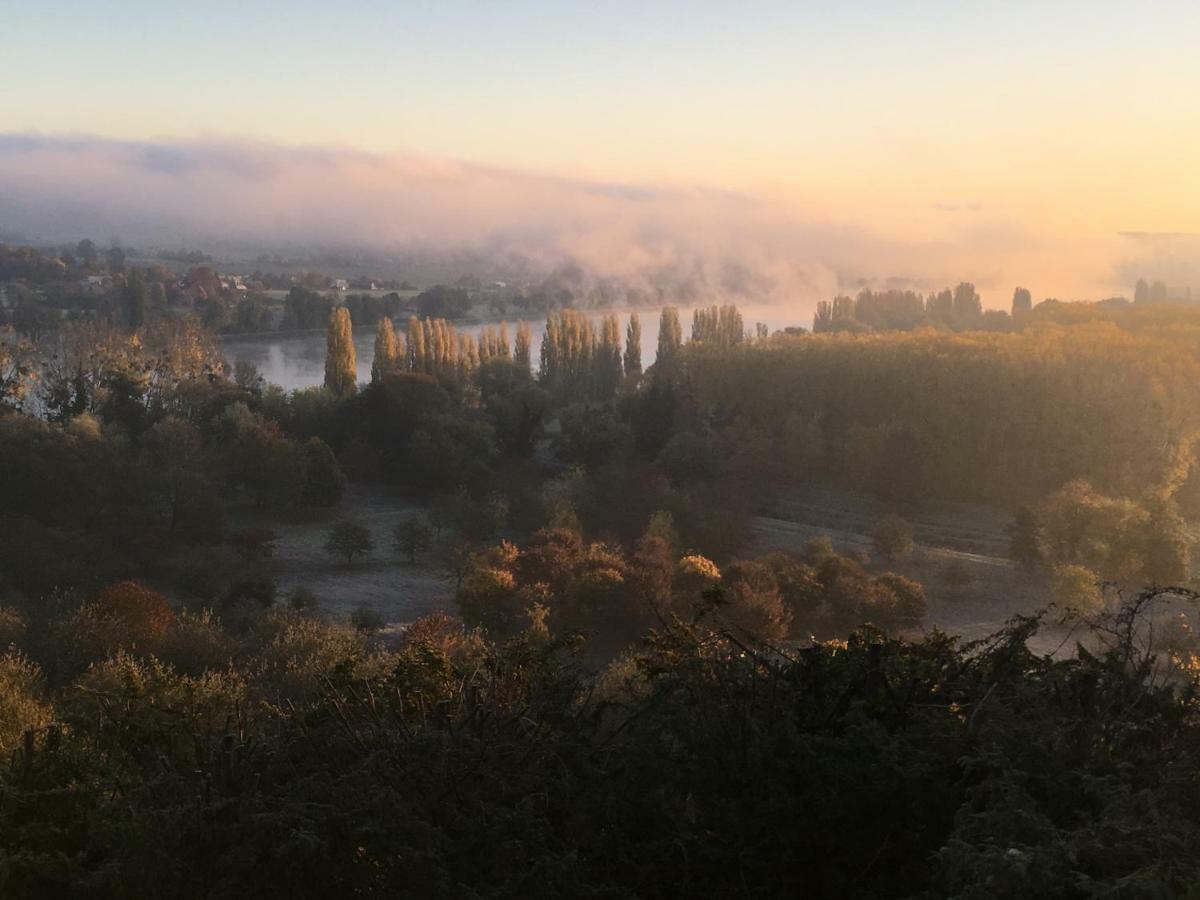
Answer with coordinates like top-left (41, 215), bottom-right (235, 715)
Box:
top-left (221, 305), bottom-right (806, 391)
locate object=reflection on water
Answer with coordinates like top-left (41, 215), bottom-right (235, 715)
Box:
top-left (221, 305), bottom-right (807, 392)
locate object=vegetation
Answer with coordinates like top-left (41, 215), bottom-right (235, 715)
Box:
top-left (683, 321), bottom-right (1200, 507)
top-left (5, 249), bottom-right (1200, 894)
top-left (393, 514), bottom-right (433, 564)
top-left (325, 521), bottom-right (374, 565)
top-left (324, 307), bottom-right (357, 396)
top-left (370, 316), bottom-right (401, 383)
top-left (0, 584), bottom-right (1190, 896)
top-left (871, 513), bottom-right (915, 562)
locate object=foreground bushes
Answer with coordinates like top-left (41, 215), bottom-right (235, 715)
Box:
top-left (0, 588), bottom-right (1196, 897)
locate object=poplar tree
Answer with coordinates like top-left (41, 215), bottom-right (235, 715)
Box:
top-left (952, 282), bottom-right (982, 321)
top-left (813, 301), bottom-right (833, 332)
top-left (371, 317), bottom-right (399, 383)
top-left (422, 318), bottom-right (436, 373)
top-left (624, 312), bottom-right (642, 381)
top-left (594, 313), bottom-right (623, 398)
top-left (514, 321), bottom-right (533, 373)
top-left (540, 312), bottom-right (561, 383)
top-left (691, 304), bottom-right (745, 347)
top-left (407, 315), bottom-right (425, 372)
top-left (324, 307), bottom-right (357, 396)
top-left (832, 295), bottom-right (855, 323)
top-left (1011, 287), bottom-right (1033, 318)
top-left (655, 306), bottom-right (683, 376)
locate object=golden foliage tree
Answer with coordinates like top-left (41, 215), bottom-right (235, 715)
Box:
top-left (324, 307), bottom-right (357, 396)
top-left (370, 317), bottom-right (401, 383)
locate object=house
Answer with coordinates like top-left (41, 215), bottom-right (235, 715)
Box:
top-left (79, 275), bottom-right (112, 295)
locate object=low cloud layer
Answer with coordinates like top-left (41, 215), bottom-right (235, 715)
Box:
top-left (0, 134), bottom-right (1172, 305)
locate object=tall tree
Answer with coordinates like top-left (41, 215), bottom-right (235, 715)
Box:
top-left (624, 312), bottom-right (643, 381)
top-left (691, 304), bottom-right (745, 346)
top-left (324, 307), bottom-right (357, 396)
top-left (927, 288), bottom-right (954, 321)
top-left (952, 282), bottom-right (982, 322)
top-left (121, 269), bottom-right (147, 329)
top-left (1011, 287), bottom-right (1033, 319)
top-left (655, 307), bottom-right (683, 377)
top-left (514, 321), bottom-right (533, 373)
top-left (539, 312), bottom-right (562, 384)
top-left (1008, 506), bottom-right (1043, 569)
top-left (406, 315), bottom-right (425, 372)
top-left (497, 321), bottom-right (511, 358)
top-left (595, 314), bottom-right (623, 398)
top-left (371, 317), bottom-right (400, 383)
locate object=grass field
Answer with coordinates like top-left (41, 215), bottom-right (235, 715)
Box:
top-left (268, 485), bottom-right (457, 629)
top-left (750, 486), bottom-right (1068, 654)
top-left (269, 481), bottom-right (1071, 653)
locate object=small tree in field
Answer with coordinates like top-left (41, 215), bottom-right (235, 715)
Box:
top-left (394, 514), bottom-right (433, 564)
top-left (1007, 506), bottom-right (1043, 570)
top-left (325, 521), bottom-right (373, 565)
top-left (871, 514), bottom-right (914, 563)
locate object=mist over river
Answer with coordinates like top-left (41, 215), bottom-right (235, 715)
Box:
top-left (221, 305), bottom-right (806, 391)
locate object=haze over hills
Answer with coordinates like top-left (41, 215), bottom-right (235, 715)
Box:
top-left (3, 133), bottom-right (1192, 306)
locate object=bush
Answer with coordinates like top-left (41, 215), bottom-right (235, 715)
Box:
top-left (875, 572), bottom-right (927, 628)
top-left (251, 609), bottom-right (363, 701)
top-left (803, 535), bottom-right (835, 565)
top-left (158, 609), bottom-right (237, 676)
top-left (0, 651), bottom-right (52, 753)
top-left (871, 514), bottom-right (915, 563)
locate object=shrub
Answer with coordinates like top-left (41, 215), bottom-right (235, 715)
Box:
top-left (158, 609), bottom-right (237, 676)
top-left (874, 573), bottom-right (927, 628)
top-left (871, 514), bottom-right (915, 562)
top-left (0, 651), bottom-right (52, 753)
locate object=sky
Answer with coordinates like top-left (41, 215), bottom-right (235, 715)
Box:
top-left (2, 1), bottom-right (1199, 302)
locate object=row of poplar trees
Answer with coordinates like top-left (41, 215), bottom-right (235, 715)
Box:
top-left (325, 303), bottom-right (747, 399)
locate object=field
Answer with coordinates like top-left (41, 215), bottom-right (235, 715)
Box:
top-left (750, 486), bottom-right (1067, 653)
top-left (266, 480), bottom-right (1066, 653)
top-left (266, 485), bottom-right (457, 629)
